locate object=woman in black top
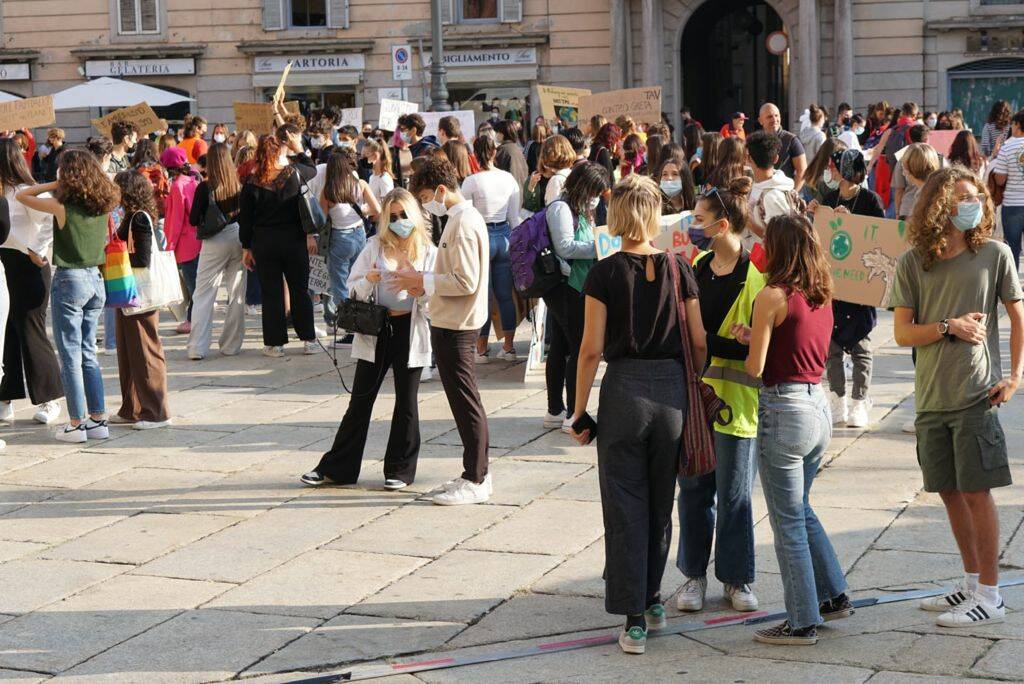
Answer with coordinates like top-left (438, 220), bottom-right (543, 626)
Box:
top-left (571, 174), bottom-right (706, 655)
top-left (238, 131), bottom-right (319, 357)
top-left (111, 170), bottom-right (170, 429)
top-left (588, 123), bottom-right (621, 180)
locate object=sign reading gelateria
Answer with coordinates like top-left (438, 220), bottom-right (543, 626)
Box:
top-left (422, 48), bottom-right (537, 67)
top-left (85, 59), bottom-right (196, 78)
top-left (254, 55), bottom-right (366, 73)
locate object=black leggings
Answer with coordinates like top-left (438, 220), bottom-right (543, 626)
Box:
top-left (252, 230), bottom-right (315, 347)
top-left (542, 282), bottom-right (585, 416)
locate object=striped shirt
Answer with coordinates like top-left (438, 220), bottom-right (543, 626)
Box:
top-left (992, 135), bottom-right (1024, 207)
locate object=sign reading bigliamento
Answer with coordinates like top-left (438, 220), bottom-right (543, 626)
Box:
top-left (85, 59), bottom-right (196, 77)
top-left (254, 55), bottom-right (366, 73)
top-left (422, 48), bottom-right (537, 68)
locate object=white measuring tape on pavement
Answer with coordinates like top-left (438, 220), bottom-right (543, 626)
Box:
top-left (289, 576), bottom-right (1024, 682)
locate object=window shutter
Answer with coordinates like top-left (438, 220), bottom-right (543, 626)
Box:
top-left (328, 0), bottom-right (349, 28)
top-left (118, 0), bottom-right (138, 33)
top-left (262, 0), bottom-right (285, 30)
top-left (441, 0), bottom-right (454, 25)
top-left (499, 0), bottom-right (522, 23)
top-left (141, 0), bottom-right (159, 32)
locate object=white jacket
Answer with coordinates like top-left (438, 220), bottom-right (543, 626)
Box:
top-left (347, 235), bottom-right (437, 368)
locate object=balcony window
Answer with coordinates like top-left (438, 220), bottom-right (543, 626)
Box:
top-left (118, 0), bottom-right (159, 35)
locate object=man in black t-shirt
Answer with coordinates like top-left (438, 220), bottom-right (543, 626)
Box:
top-left (758, 103), bottom-right (807, 193)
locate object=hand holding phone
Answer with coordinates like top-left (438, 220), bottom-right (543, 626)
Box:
top-left (570, 412), bottom-right (598, 445)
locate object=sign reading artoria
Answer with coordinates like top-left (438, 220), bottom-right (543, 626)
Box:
top-left (92, 102), bottom-right (163, 138)
top-left (0, 95), bottom-right (55, 131)
top-left (85, 59), bottom-right (196, 78)
top-left (254, 55), bottom-right (366, 73)
top-left (579, 86), bottom-right (663, 126)
top-left (813, 206), bottom-right (907, 307)
top-left (537, 85), bottom-right (592, 126)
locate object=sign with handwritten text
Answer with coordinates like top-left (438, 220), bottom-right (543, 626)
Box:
top-left (92, 102), bottom-right (162, 138)
top-left (594, 224), bottom-right (622, 260)
top-left (378, 98), bottom-right (419, 132)
top-left (537, 85), bottom-right (592, 125)
top-left (233, 102), bottom-right (275, 135)
top-left (579, 86), bottom-right (662, 126)
top-left (813, 206), bottom-right (907, 307)
top-left (0, 95), bottom-right (55, 131)
top-left (650, 212), bottom-right (700, 263)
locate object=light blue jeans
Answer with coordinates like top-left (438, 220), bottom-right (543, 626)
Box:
top-left (480, 221), bottom-right (516, 340)
top-left (51, 267), bottom-right (106, 421)
top-left (103, 307), bottom-right (117, 351)
top-left (1001, 205), bottom-right (1024, 271)
top-left (757, 382), bottom-right (846, 629)
top-left (325, 228), bottom-right (366, 325)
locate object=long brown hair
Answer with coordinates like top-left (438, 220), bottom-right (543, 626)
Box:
top-left (55, 150), bottom-right (120, 216)
top-left (947, 131), bottom-right (984, 173)
top-left (114, 170), bottom-right (158, 227)
top-left (323, 151), bottom-right (360, 206)
top-left (443, 140), bottom-right (472, 182)
top-left (252, 134), bottom-right (286, 187)
top-left (909, 165), bottom-right (993, 271)
top-left (763, 213), bottom-right (833, 307)
top-left (0, 139), bottom-right (34, 192)
top-left (708, 136), bottom-right (747, 189)
top-left (206, 143), bottom-right (241, 217)
top-left (363, 138), bottom-right (393, 178)
top-left (802, 137), bottom-right (846, 188)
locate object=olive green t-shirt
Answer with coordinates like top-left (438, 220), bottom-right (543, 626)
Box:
top-left (53, 204), bottom-right (108, 269)
top-left (889, 239), bottom-right (1023, 412)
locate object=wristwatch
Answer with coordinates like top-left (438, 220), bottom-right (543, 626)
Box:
top-left (938, 319), bottom-right (955, 342)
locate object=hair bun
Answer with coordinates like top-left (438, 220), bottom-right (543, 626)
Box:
top-left (727, 175), bottom-right (753, 198)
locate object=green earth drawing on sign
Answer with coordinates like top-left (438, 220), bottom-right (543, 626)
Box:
top-left (828, 217), bottom-right (852, 261)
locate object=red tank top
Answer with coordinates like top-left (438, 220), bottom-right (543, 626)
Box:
top-left (762, 289), bottom-right (833, 387)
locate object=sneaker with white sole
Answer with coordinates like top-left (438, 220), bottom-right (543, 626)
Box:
top-left (475, 350), bottom-right (490, 364)
top-left (262, 345), bottom-right (284, 358)
top-left (133, 419), bottom-right (172, 430)
top-left (543, 410), bottom-right (566, 428)
top-left (847, 397), bottom-right (872, 428)
top-left (84, 418), bottom-right (109, 440)
top-left (644, 603), bottom-right (667, 631)
top-left (55, 423), bottom-right (87, 443)
top-left (246, 305), bottom-right (259, 316)
top-left (618, 626), bottom-right (647, 654)
top-left (754, 620), bottom-right (818, 645)
top-left (724, 583), bottom-right (759, 612)
top-left (921, 584), bottom-right (972, 612)
top-left (497, 348), bottom-right (517, 361)
top-left (383, 479), bottom-right (408, 490)
top-left (820, 593), bottom-right (855, 622)
top-left (432, 477), bottom-right (490, 505)
top-left (676, 576), bottom-right (707, 612)
top-left (34, 401), bottom-right (61, 425)
top-left (561, 417), bottom-right (574, 434)
top-left (300, 470), bottom-right (330, 486)
top-left (0, 401), bottom-right (13, 423)
top-left (901, 419), bottom-right (917, 434)
top-left (421, 366), bottom-right (433, 382)
top-left (936, 592), bottom-right (1005, 628)
top-left (829, 391), bottom-right (848, 425)
top-left (188, 353), bottom-right (205, 361)
top-left (303, 341), bottom-right (322, 355)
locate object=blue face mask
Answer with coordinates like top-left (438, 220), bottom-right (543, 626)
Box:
top-left (389, 218), bottom-right (416, 238)
top-left (660, 180), bottom-right (683, 197)
top-left (951, 201), bottom-right (982, 232)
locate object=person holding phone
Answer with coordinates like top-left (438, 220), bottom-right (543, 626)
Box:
top-left (570, 174), bottom-right (706, 655)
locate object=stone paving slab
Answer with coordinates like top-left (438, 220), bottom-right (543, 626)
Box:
top-left (462, 499), bottom-right (604, 556)
top-left (969, 638), bottom-right (1024, 679)
top-left (0, 670), bottom-right (46, 684)
top-left (447, 593), bottom-right (616, 648)
top-left (0, 540), bottom-right (45, 563)
top-left (0, 451), bottom-right (137, 490)
top-left (0, 559), bottom-right (127, 615)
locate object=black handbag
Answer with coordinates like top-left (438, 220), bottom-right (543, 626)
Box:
top-left (197, 186), bottom-right (231, 240)
top-left (335, 289), bottom-right (390, 337)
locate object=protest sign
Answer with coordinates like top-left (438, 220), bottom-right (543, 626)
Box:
top-left (273, 61), bottom-right (292, 104)
top-left (340, 107), bottom-right (363, 128)
top-left (421, 110), bottom-right (476, 139)
top-left (813, 206), bottom-right (907, 307)
top-left (233, 102), bottom-right (275, 135)
top-left (537, 85), bottom-right (591, 126)
top-left (91, 102), bottom-right (162, 138)
top-left (0, 95), bottom-right (55, 131)
top-left (378, 98), bottom-right (419, 132)
top-left (579, 86), bottom-right (662, 126)
top-left (650, 213), bottom-right (701, 263)
top-left (594, 224), bottom-right (622, 260)
top-left (308, 255), bottom-right (330, 295)
top-left (525, 299), bottom-right (547, 375)
top-left (924, 129), bottom-right (959, 157)
top-left (284, 100), bottom-right (300, 115)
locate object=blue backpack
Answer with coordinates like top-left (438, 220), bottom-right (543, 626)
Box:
top-left (509, 201), bottom-right (566, 298)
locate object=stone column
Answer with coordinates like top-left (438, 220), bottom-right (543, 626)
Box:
top-left (833, 0), bottom-right (854, 108)
top-left (641, 0), bottom-right (662, 89)
top-left (798, 0), bottom-right (820, 108)
top-left (610, 0), bottom-right (628, 90)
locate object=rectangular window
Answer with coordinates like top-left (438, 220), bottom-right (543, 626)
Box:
top-left (460, 0), bottom-right (498, 22)
top-left (291, 0), bottom-right (327, 27)
top-left (118, 0), bottom-right (159, 35)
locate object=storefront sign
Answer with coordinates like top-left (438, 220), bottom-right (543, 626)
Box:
top-left (85, 59), bottom-right (195, 78)
top-left (0, 95), bottom-right (55, 131)
top-left (422, 48), bottom-right (536, 68)
top-left (254, 55), bottom-right (366, 74)
top-left (0, 64), bottom-right (30, 81)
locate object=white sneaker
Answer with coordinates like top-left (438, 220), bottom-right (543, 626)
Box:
top-left (421, 366), bottom-right (433, 382)
top-left (921, 584), bottom-right (972, 612)
top-left (432, 477), bottom-right (490, 505)
top-left (497, 347), bottom-right (517, 361)
top-left (543, 410), bottom-right (566, 428)
top-left (0, 401), bottom-right (13, 423)
top-left (314, 326), bottom-right (327, 339)
top-left (847, 398), bottom-right (872, 429)
top-left (303, 341), bottom-right (322, 355)
top-left (55, 423), bottom-right (87, 443)
top-left (474, 351), bottom-right (490, 365)
top-left (676, 576), bottom-right (707, 612)
top-left (262, 345), bottom-right (284, 358)
top-left (84, 418), bottom-right (109, 440)
top-left (902, 419), bottom-right (916, 435)
top-left (829, 392), bottom-right (848, 425)
top-left (33, 401), bottom-right (61, 425)
top-left (561, 417), bottom-right (574, 434)
top-left (187, 352), bottom-right (204, 361)
top-left (724, 583), bottom-right (759, 612)
top-left (936, 592), bottom-right (1005, 627)
top-left (383, 479), bottom-right (408, 490)
top-left (133, 419), bottom-right (172, 430)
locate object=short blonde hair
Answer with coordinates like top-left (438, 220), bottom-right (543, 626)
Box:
top-left (540, 135), bottom-right (575, 172)
top-left (903, 143), bottom-right (940, 182)
top-left (47, 128), bottom-right (65, 141)
top-left (608, 174), bottom-right (661, 241)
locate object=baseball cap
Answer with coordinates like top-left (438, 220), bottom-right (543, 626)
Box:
top-left (732, 112), bottom-right (748, 121)
top-left (160, 147), bottom-right (188, 169)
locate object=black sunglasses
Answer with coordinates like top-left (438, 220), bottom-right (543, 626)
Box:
top-left (700, 186), bottom-right (726, 214)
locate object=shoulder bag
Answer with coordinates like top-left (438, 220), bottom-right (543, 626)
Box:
top-left (102, 214), bottom-right (140, 309)
top-left (125, 212), bottom-right (185, 316)
top-left (296, 168), bottom-right (327, 237)
top-left (666, 252), bottom-right (732, 477)
top-left (197, 185), bottom-right (233, 240)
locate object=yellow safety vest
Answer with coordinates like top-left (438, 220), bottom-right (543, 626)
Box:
top-left (694, 251), bottom-right (765, 439)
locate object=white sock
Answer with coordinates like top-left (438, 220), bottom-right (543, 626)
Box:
top-left (965, 572), bottom-right (980, 591)
top-left (977, 583), bottom-right (1001, 607)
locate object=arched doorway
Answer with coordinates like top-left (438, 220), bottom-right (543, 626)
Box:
top-left (680, 0), bottom-right (788, 133)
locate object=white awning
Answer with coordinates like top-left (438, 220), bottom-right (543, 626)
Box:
top-left (252, 72), bottom-right (361, 88)
top-left (444, 65), bottom-right (538, 84)
top-left (51, 77), bottom-right (193, 110)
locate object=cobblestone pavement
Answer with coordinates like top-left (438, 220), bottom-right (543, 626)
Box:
top-left (0, 309), bottom-right (1022, 683)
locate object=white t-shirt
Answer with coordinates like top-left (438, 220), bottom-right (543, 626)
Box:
top-left (368, 173), bottom-right (395, 203)
top-left (992, 135), bottom-right (1024, 207)
top-left (461, 168), bottom-right (522, 227)
top-left (544, 168), bottom-right (571, 206)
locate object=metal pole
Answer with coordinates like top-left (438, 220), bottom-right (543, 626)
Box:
top-left (429, 0), bottom-right (452, 111)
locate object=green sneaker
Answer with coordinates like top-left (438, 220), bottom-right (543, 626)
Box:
top-left (618, 625), bottom-right (647, 654)
top-left (644, 603), bottom-right (667, 631)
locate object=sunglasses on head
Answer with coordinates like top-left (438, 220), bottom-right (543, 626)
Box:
top-left (700, 186), bottom-right (726, 214)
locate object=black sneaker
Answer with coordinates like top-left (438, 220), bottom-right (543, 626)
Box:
top-left (754, 620), bottom-right (818, 646)
top-left (332, 334), bottom-right (354, 349)
top-left (300, 470), bottom-right (328, 486)
top-left (820, 593), bottom-right (855, 622)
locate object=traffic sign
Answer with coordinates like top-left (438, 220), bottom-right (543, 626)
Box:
top-left (392, 45), bottom-right (412, 81)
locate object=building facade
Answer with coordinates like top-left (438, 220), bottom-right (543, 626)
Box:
top-left (0, 0), bottom-right (1020, 140)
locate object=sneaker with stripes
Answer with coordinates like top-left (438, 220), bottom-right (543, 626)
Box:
top-left (920, 584), bottom-right (971, 612)
top-left (936, 593), bottom-right (1005, 628)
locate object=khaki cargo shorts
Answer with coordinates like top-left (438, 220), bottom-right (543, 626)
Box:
top-left (915, 399), bottom-right (1013, 492)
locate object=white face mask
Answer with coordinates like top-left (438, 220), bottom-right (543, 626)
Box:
top-left (926, 117), bottom-right (938, 128)
top-left (213, 133), bottom-right (227, 144)
top-left (310, 137), bottom-right (324, 150)
top-left (422, 188), bottom-right (448, 217)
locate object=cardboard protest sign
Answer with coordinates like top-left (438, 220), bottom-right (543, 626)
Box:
top-left (0, 95), bottom-right (55, 131)
top-left (650, 213), bottom-right (701, 263)
top-left (579, 86), bottom-right (662, 126)
top-left (284, 100), bottom-right (300, 115)
top-left (91, 102), bottom-right (162, 138)
top-left (813, 206), bottom-right (907, 307)
top-left (924, 129), bottom-right (959, 158)
top-left (594, 224), bottom-right (622, 260)
top-left (340, 107), bottom-right (363, 128)
top-left (421, 110), bottom-right (476, 139)
top-left (273, 61), bottom-right (293, 104)
top-left (537, 85), bottom-right (591, 126)
top-left (378, 98), bottom-right (419, 132)
top-left (233, 102), bottom-right (275, 135)
top-left (308, 255), bottom-right (330, 295)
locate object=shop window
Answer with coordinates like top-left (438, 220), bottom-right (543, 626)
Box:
top-left (441, 0), bottom-right (522, 24)
top-left (118, 0), bottom-right (159, 35)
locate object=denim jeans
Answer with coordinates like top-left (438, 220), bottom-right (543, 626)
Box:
top-left (479, 221), bottom-right (517, 340)
top-left (1002, 205), bottom-right (1024, 271)
top-left (179, 256), bottom-right (199, 321)
top-left (325, 228), bottom-right (366, 325)
top-left (102, 307), bottom-right (117, 351)
top-left (757, 383), bottom-right (846, 629)
top-left (677, 432), bottom-right (757, 585)
top-left (51, 267), bottom-right (106, 421)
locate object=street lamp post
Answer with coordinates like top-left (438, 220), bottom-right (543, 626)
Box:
top-left (429, 0), bottom-right (452, 111)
